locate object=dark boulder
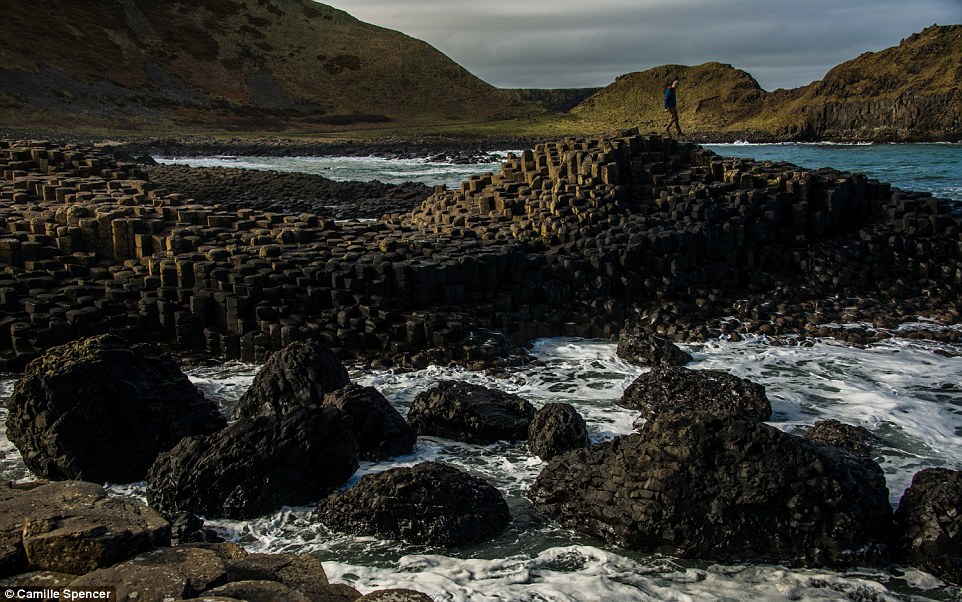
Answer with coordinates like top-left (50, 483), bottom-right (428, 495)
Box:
top-left (147, 405), bottom-right (358, 519)
top-left (317, 462), bottom-right (510, 547)
top-left (323, 384), bottom-right (416, 460)
top-left (407, 381), bottom-right (535, 444)
top-left (619, 366), bottom-right (771, 422)
top-left (616, 321), bottom-right (692, 367)
top-left (530, 414), bottom-right (893, 567)
top-left (5, 334), bottom-right (225, 483)
top-left (234, 339), bottom-right (350, 420)
top-left (804, 419), bottom-right (879, 458)
top-left (527, 403), bottom-right (590, 460)
top-left (0, 480), bottom-right (169, 577)
top-left (893, 468), bottom-right (962, 585)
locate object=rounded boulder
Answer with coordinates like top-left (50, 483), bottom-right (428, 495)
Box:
top-left (407, 380), bottom-right (535, 444)
top-left (4, 334), bottom-right (226, 483)
top-left (527, 403), bottom-right (590, 460)
top-left (317, 462), bottom-right (510, 547)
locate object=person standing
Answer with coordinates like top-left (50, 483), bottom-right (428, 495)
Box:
top-left (664, 79), bottom-right (682, 136)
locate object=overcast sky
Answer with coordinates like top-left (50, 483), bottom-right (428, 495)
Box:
top-left (324, 0), bottom-right (960, 91)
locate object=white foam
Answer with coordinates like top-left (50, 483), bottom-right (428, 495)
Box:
top-left (2, 334), bottom-right (961, 599)
top-left (154, 152), bottom-right (519, 188)
top-left (322, 545), bottom-right (945, 601)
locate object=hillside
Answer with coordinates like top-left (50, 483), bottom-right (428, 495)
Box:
top-left (570, 25), bottom-right (962, 141)
top-left (761, 24), bottom-right (962, 140)
top-left (569, 62), bottom-right (767, 135)
top-left (0, 0), bottom-right (530, 132)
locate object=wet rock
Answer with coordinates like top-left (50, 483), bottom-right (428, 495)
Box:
top-left (0, 480), bottom-right (169, 577)
top-left (407, 380), bottom-right (535, 444)
top-left (894, 467), bottom-right (962, 585)
top-left (616, 322), bottom-right (692, 367)
top-left (317, 462), bottom-right (510, 547)
top-left (71, 546), bottom-right (228, 601)
top-left (0, 570), bottom-right (75, 588)
top-left (166, 511), bottom-right (223, 545)
top-left (222, 552), bottom-right (330, 594)
top-left (619, 366), bottom-right (771, 422)
top-left (203, 580), bottom-right (313, 602)
top-left (527, 403), bottom-right (590, 460)
top-left (530, 414), bottom-right (893, 567)
top-left (323, 384), bottom-right (416, 460)
top-left (5, 334), bottom-right (226, 483)
top-left (234, 339), bottom-right (350, 420)
top-left (804, 419), bottom-right (879, 458)
top-left (147, 405), bottom-right (358, 519)
top-left (359, 591), bottom-right (434, 602)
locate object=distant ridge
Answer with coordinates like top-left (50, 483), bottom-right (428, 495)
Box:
top-left (0, 0), bottom-right (529, 131)
top-left (0, 2), bottom-right (958, 141)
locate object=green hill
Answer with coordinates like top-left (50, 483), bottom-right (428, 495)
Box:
top-left (1, 2), bottom-right (958, 141)
top-left (0, 0), bottom-right (530, 132)
top-left (569, 25), bottom-right (962, 141)
top-left (569, 62), bottom-right (767, 135)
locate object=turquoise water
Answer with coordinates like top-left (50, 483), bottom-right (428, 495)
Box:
top-left (704, 143), bottom-right (962, 202)
top-left (159, 143), bottom-right (962, 203)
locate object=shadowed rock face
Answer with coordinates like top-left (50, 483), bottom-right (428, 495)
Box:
top-left (322, 384), bottom-right (416, 460)
top-left (317, 462), bottom-right (510, 547)
top-left (4, 334), bottom-right (226, 483)
top-left (407, 380), bottom-right (536, 444)
top-left (616, 321), bottom-right (692, 367)
top-left (146, 404), bottom-right (358, 519)
top-left (530, 414), bottom-right (893, 567)
top-left (619, 366), bottom-right (772, 422)
top-left (234, 339), bottom-right (351, 420)
top-left (894, 467), bottom-right (962, 585)
top-left (804, 419), bottom-right (880, 458)
top-left (527, 403), bottom-right (590, 460)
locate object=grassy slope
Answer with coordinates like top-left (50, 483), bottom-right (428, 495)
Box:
top-left (0, 0), bottom-right (531, 132)
top-left (1, 3), bottom-right (957, 141)
top-left (568, 25), bottom-right (962, 140)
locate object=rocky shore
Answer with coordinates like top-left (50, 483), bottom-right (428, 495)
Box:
top-left (2, 331), bottom-right (960, 595)
top-left (0, 132), bottom-right (959, 371)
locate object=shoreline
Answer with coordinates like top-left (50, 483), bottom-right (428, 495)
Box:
top-left (2, 129), bottom-right (960, 161)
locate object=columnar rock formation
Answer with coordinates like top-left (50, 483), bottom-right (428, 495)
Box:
top-left (0, 133), bottom-right (958, 369)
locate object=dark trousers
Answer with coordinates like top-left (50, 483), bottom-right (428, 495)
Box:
top-left (664, 108), bottom-right (682, 135)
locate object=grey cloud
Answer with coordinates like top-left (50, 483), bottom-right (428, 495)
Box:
top-left (327, 0), bottom-right (960, 90)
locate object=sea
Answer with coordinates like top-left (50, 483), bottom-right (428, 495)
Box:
top-left (2, 143), bottom-right (962, 601)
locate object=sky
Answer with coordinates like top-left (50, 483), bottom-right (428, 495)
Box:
top-left (324, 0), bottom-right (961, 91)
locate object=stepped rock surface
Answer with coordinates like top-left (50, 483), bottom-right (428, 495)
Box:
top-left (0, 132), bottom-right (959, 373)
top-left (0, 481), bottom-right (170, 577)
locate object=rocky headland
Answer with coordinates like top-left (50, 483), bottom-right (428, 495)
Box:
top-left (0, 131), bottom-right (959, 371)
